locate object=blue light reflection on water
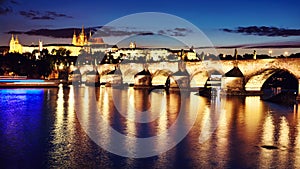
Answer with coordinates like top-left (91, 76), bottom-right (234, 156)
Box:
top-left (0, 88), bottom-right (44, 95)
top-left (0, 88), bottom-right (46, 168)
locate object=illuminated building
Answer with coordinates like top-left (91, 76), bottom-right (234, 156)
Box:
top-left (8, 25), bottom-right (107, 56)
top-left (129, 41), bottom-right (136, 49)
top-left (110, 42), bottom-right (196, 61)
top-left (8, 31), bottom-right (196, 61)
top-left (9, 34), bottom-right (22, 53)
top-left (72, 26), bottom-right (88, 46)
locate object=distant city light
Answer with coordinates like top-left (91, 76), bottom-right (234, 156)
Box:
top-left (268, 50), bottom-right (273, 56)
top-left (59, 63), bottom-right (64, 70)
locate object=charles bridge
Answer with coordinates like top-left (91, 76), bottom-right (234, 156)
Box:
top-left (76, 58), bottom-right (300, 98)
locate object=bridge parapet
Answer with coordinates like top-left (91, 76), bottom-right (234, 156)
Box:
top-left (221, 58), bottom-right (300, 79)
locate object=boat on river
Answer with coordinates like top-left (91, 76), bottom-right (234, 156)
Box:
top-left (0, 76), bottom-right (59, 88)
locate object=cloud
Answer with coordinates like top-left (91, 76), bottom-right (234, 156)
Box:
top-left (222, 26), bottom-right (300, 37)
top-left (10, 0), bottom-right (18, 4)
top-left (138, 32), bottom-right (155, 36)
top-left (243, 41), bottom-right (300, 48)
top-left (19, 10), bottom-right (73, 20)
top-left (6, 26), bottom-right (193, 39)
top-left (158, 27), bottom-right (192, 37)
top-left (7, 27), bottom-right (94, 38)
top-left (0, 6), bottom-right (12, 15)
top-left (94, 26), bottom-right (192, 37)
top-left (94, 26), bottom-right (154, 37)
top-left (0, 0), bottom-right (12, 15)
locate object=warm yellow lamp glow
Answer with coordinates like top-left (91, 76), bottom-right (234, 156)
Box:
top-left (58, 63), bottom-right (64, 70)
top-left (268, 50), bottom-right (272, 56)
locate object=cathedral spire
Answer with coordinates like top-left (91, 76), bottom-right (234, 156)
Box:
top-left (72, 30), bottom-right (77, 45)
top-left (81, 25), bottom-right (84, 35)
top-left (15, 35), bottom-right (19, 42)
top-left (11, 34), bottom-right (14, 41)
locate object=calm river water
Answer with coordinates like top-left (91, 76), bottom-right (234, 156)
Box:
top-left (0, 85), bottom-right (299, 168)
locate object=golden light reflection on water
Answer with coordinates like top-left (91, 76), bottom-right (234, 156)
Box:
top-left (124, 88), bottom-right (137, 155)
top-left (65, 85), bottom-right (80, 165)
top-left (199, 94), bottom-right (225, 143)
top-left (279, 117), bottom-right (290, 148)
top-left (215, 100), bottom-right (229, 167)
top-left (67, 86), bottom-right (75, 130)
top-left (98, 88), bottom-right (112, 150)
top-left (128, 87), bottom-right (135, 116)
top-left (295, 121), bottom-right (300, 168)
top-left (55, 85), bottom-right (64, 129)
top-left (47, 86), bottom-right (300, 167)
top-left (50, 85), bottom-right (67, 163)
top-left (152, 92), bottom-right (173, 169)
top-left (81, 87), bottom-right (90, 128)
top-left (150, 90), bottom-right (167, 124)
top-left (245, 97), bottom-right (263, 141)
top-left (152, 92), bottom-right (169, 169)
top-left (101, 88), bottom-right (110, 119)
top-left (262, 114), bottom-right (275, 145)
top-left (199, 104), bottom-right (212, 143)
top-left (259, 113), bottom-right (275, 168)
top-left (278, 117), bottom-right (289, 165)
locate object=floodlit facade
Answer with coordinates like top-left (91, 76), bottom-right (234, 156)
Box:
top-left (8, 26), bottom-right (102, 56)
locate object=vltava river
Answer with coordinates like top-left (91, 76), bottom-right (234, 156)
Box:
top-left (0, 85), bottom-right (299, 168)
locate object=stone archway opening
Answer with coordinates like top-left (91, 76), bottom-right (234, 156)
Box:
top-left (261, 69), bottom-right (298, 97)
top-left (245, 69), bottom-right (298, 103)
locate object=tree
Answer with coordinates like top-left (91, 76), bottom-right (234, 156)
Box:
top-left (66, 50), bottom-right (71, 57)
top-left (41, 49), bottom-right (49, 56)
top-left (243, 53), bottom-right (254, 60)
top-left (32, 49), bottom-right (39, 57)
top-left (51, 49), bottom-right (57, 55)
top-left (56, 48), bottom-right (67, 56)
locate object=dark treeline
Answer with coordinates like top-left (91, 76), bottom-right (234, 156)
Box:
top-left (0, 49), bottom-right (77, 78)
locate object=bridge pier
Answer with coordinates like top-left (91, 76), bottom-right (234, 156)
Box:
top-left (134, 68), bottom-right (152, 88)
top-left (169, 62), bottom-right (190, 89)
top-left (297, 79), bottom-right (300, 101)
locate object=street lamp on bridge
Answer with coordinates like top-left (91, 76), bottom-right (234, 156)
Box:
top-left (268, 50), bottom-right (272, 57)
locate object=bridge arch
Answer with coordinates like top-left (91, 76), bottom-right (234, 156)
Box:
top-left (190, 70), bottom-right (209, 88)
top-left (151, 69), bottom-right (173, 86)
top-left (122, 68), bottom-right (141, 84)
top-left (245, 68), bottom-right (299, 93)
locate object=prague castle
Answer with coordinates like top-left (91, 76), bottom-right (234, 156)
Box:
top-left (8, 26), bottom-right (107, 56)
top-left (8, 26), bottom-right (197, 61)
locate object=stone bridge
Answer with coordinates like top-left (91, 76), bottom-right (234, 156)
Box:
top-left (77, 58), bottom-right (300, 96)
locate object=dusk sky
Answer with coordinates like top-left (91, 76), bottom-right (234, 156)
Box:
top-left (1, 0), bottom-right (300, 55)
